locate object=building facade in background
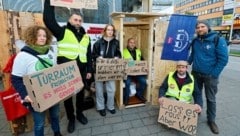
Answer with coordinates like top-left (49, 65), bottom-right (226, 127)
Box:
top-left (175, 0), bottom-right (240, 40)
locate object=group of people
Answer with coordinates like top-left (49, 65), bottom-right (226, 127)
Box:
top-left (10, 0), bottom-right (146, 135)
top-left (9, 0), bottom-right (228, 135)
top-left (158, 21), bottom-right (228, 134)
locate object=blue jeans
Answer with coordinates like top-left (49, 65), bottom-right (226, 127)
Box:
top-left (124, 75), bottom-right (147, 102)
top-left (192, 71), bottom-right (219, 122)
top-left (31, 104), bottom-right (60, 136)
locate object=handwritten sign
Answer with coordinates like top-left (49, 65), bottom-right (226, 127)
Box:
top-left (127, 60), bottom-right (148, 76)
top-left (95, 58), bottom-right (127, 81)
top-left (50, 0), bottom-right (98, 9)
top-left (158, 98), bottom-right (198, 135)
top-left (23, 61), bottom-right (83, 112)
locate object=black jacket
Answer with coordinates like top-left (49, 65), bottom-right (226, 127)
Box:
top-left (92, 37), bottom-right (121, 60)
top-left (43, 0), bottom-right (92, 73)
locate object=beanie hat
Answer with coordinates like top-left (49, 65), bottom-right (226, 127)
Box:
top-left (196, 20), bottom-right (211, 32)
top-left (176, 60), bottom-right (188, 66)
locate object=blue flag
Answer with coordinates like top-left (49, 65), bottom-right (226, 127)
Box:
top-left (161, 14), bottom-right (197, 61)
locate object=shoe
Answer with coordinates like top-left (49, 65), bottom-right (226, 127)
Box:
top-left (67, 120), bottom-right (75, 133)
top-left (77, 113), bottom-right (88, 125)
top-left (108, 109), bottom-right (116, 114)
top-left (207, 121), bottom-right (219, 134)
top-left (99, 109), bottom-right (106, 116)
top-left (54, 132), bottom-right (62, 136)
top-left (136, 94), bottom-right (147, 102)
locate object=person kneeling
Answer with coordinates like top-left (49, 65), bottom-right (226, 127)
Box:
top-left (158, 60), bottom-right (202, 113)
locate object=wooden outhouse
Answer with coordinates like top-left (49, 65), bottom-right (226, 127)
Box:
top-left (110, 12), bottom-right (176, 109)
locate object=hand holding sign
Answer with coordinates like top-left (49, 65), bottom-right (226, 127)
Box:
top-left (158, 98), bottom-right (198, 135)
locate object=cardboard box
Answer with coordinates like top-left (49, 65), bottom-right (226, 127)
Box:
top-left (23, 61), bottom-right (83, 112)
top-left (158, 98), bottom-right (198, 135)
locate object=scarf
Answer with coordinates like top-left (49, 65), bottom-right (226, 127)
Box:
top-left (28, 45), bottom-right (50, 54)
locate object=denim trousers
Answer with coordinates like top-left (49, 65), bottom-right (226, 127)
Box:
top-left (124, 75), bottom-right (147, 102)
top-left (31, 104), bottom-right (60, 136)
top-left (95, 80), bottom-right (116, 110)
top-left (192, 71), bottom-right (219, 122)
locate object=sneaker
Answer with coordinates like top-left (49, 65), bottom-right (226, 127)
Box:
top-left (108, 109), bottom-right (116, 114)
top-left (207, 121), bottom-right (219, 134)
top-left (77, 113), bottom-right (88, 125)
top-left (67, 120), bottom-right (75, 133)
top-left (99, 109), bottom-right (106, 116)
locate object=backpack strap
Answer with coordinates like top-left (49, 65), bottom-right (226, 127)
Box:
top-left (22, 50), bottom-right (53, 68)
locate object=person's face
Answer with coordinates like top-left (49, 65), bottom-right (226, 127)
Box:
top-left (105, 26), bottom-right (114, 37)
top-left (128, 39), bottom-right (136, 50)
top-left (69, 14), bottom-right (82, 29)
top-left (196, 23), bottom-right (208, 36)
top-left (36, 29), bottom-right (47, 46)
top-left (176, 65), bottom-right (187, 76)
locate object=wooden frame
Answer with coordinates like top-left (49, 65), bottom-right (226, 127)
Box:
top-left (110, 12), bottom-right (168, 109)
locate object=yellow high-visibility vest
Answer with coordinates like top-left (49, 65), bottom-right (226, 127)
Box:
top-left (165, 72), bottom-right (194, 103)
top-left (58, 29), bottom-right (90, 63)
top-left (123, 48), bottom-right (141, 60)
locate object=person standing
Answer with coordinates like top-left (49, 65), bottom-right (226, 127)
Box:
top-left (158, 60), bottom-right (202, 113)
top-left (92, 24), bottom-right (121, 116)
top-left (43, 0), bottom-right (92, 133)
top-left (123, 38), bottom-right (147, 105)
top-left (188, 21), bottom-right (228, 134)
top-left (11, 26), bottom-right (62, 136)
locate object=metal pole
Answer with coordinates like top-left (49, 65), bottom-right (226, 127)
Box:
top-left (229, 0), bottom-right (236, 41)
top-left (112, 0), bottom-right (115, 12)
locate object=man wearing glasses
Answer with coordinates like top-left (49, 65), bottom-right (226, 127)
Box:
top-left (43, 0), bottom-right (93, 133)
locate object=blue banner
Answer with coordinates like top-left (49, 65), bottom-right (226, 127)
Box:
top-left (161, 14), bottom-right (197, 61)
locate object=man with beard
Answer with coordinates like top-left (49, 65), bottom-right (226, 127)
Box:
top-left (158, 61), bottom-right (202, 113)
top-left (43, 0), bottom-right (92, 133)
top-left (188, 21), bottom-right (228, 134)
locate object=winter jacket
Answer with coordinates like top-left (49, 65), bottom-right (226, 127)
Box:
top-left (43, 0), bottom-right (92, 73)
top-left (92, 37), bottom-right (121, 60)
top-left (188, 31), bottom-right (228, 78)
top-left (159, 71), bottom-right (203, 107)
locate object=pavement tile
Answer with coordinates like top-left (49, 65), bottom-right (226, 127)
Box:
top-left (129, 126), bottom-right (150, 136)
top-left (104, 116), bottom-right (122, 124)
top-left (112, 121), bottom-right (132, 131)
top-left (131, 119), bottom-right (144, 128)
top-left (92, 125), bottom-right (112, 135)
top-left (107, 130), bottom-right (130, 136)
top-left (122, 113), bottom-right (140, 121)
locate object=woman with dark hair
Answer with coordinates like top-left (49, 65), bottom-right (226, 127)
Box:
top-left (11, 25), bottom-right (62, 136)
top-left (92, 24), bottom-right (121, 116)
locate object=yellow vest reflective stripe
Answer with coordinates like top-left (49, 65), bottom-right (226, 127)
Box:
top-left (58, 29), bottom-right (90, 63)
top-left (123, 48), bottom-right (141, 60)
top-left (165, 72), bottom-right (194, 103)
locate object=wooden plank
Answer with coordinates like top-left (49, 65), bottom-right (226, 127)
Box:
top-left (0, 11), bottom-right (12, 89)
top-left (111, 12), bottom-right (169, 19)
top-left (151, 21), bottom-right (177, 105)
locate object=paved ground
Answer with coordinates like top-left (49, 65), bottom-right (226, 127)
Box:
top-left (0, 56), bottom-right (240, 136)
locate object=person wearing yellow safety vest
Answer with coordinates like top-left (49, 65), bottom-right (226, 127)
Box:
top-left (92, 24), bottom-right (121, 117)
top-left (43, 0), bottom-right (93, 133)
top-left (123, 38), bottom-right (147, 105)
top-left (158, 60), bottom-right (202, 113)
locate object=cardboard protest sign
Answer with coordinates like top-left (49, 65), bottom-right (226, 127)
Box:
top-left (127, 60), bottom-right (148, 76)
top-left (23, 61), bottom-right (83, 112)
top-left (50, 0), bottom-right (98, 9)
top-left (158, 98), bottom-right (198, 135)
top-left (95, 58), bottom-right (127, 81)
